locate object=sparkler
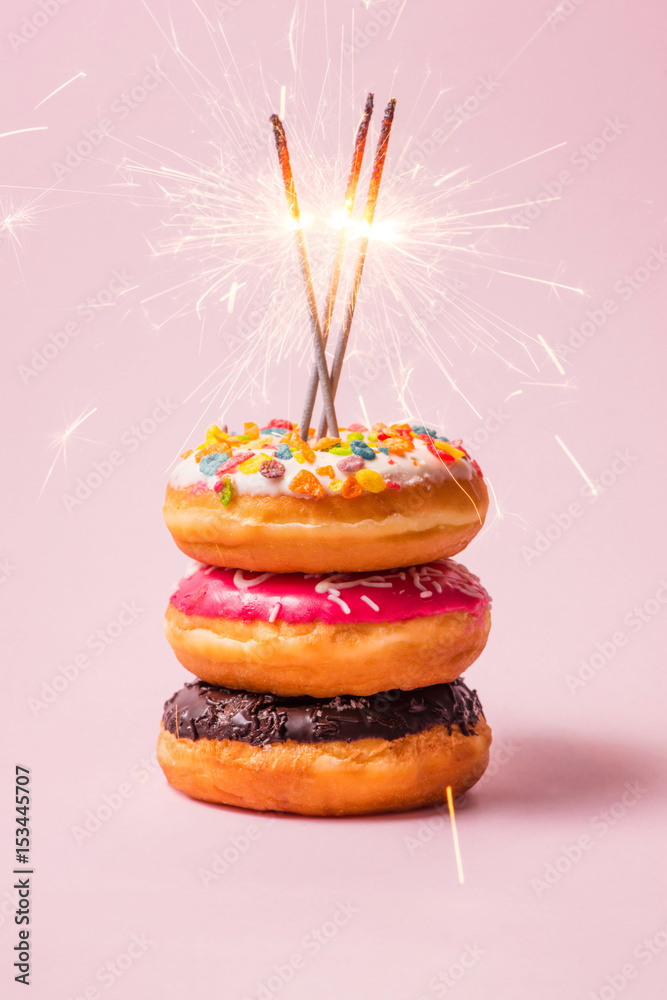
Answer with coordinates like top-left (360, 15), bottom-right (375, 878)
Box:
top-left (7, 2), bottom-right (585, 454)
top-left (299, 92), bottom-right (375, 436)
top-left (269, 113), bottom-right (339, 437)
top-left (317, 98), bottom-right (396, 438)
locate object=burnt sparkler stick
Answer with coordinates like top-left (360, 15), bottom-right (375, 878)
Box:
top-left (270, 113), bottom-right (339, 438)
top-left (317, 98), bottom-right (396, 439)
top-left (299, 92), bottom-right (375, 439)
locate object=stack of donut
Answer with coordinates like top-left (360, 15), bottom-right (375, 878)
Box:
top-left (158, 419), bottom-right (493, 815)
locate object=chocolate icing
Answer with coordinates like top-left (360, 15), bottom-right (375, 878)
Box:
top-left (162, 679), bottom-right (484, 746)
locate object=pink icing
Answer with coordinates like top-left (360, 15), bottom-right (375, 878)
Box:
top-left (170, 560), bottom-right (491, 625)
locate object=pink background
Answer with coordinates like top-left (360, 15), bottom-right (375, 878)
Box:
top-left (3, 1), bottom-right (667, 997)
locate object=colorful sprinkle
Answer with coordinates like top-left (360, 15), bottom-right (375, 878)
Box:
top-left (315, 465), bottom-right (334, 478)
top-left (355, 469), bottom-right (386, 493)
top-left (329, 445), bottom-right (352, 456)
top-left (346, 431), bottom-right (363, 441)
top-left (195, 443), bottom-right (227, 461)
top-left (347, 423), bottom-right (368, 432)
top-left (216, 451), bottom-right (255, 474)
top-left (385, 479), bottom-right (402, 490)
top-left (329, 478), bottom-right (344, 492)
top-left (313, 436), bottom-right (341, 451)
top-left (412, 424), bottom-right (438, 438)
top-left (387, 439), bottom-right (413, 456)
top-left (275, 443), bottom-right (293, 460)
top-left (434, 440), bottom-right (466, 460)
top-left (206, 423), bottom-right (229, 443)
top-left (336, 454), bottom-right (365, 473)
top-left (259, 459), bottom-right (285, 479)
top-left (199, 452), bottom-right (229, 475)
top-left (341, 475), bottom-right (363, 499)
top-left (265, 418), bottom-right (293, 430)
top-left (350, 440), bottom-right (376, 460)
top-left (425, 441), bottom-right (456, 464)
top-left (215, 476), bottom-right (233, 507)
top-left (295, 438), bottom-right (315, 463)
top-left (238, 454), bottom-right (267, 474)
top-left (289, 470), bottom-right (326, 498)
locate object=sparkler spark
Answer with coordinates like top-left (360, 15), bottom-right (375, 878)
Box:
top-left (0, 126), bottom-right (48, 140)
top-left (537, 334), bottom-right (565, 375)
top-left (112, 2), bottom-right (585, 434)
top-left (0, 201), bottom-right (38, 245)
top-left (33, 71), bottom-right (86, 110)
top-left (554, 435), bottom-right (598, 495)
top-left (38, 407), bottom-right (99, 502)
top-left (446, 786), bottom-right (465, 884)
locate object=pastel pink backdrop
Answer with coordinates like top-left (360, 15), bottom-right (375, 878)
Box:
top-left (2, 1), bottom-right (667, 998)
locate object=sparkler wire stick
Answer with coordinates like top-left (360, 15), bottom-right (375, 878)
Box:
top-left (269, 113), bottom-right (339, 437)
top-left (317, 98), bottom-right (396, 439)
top-left (299, 92), bottom-right (374, 437)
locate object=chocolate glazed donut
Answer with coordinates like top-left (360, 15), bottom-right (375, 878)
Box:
top-left (157, 680), bottom-right (492, 816)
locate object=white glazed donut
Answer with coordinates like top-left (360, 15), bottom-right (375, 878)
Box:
top-left (163, 419), bottom-right (488, 573)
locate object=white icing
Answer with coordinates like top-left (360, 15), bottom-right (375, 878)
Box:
top-left (183, 560), bottom-right (207, 578)
top-left (314, 573), bottom-right (393, 593)
top-left (268, 602), bottom-right (281, 623)
top-left (168, 438), bottom-right (476, 499)
top-left (326, 589), bottom-right (351, 614)
top-left (233, 570), bottom-right (275, 589)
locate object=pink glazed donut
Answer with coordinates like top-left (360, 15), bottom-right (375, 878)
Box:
top-left (164, 558), bottom-right (491, 697)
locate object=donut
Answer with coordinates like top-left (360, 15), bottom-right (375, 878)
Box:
top-left (157, 679), bottom-right (491, 815)
top-left (165, 558), bottom-right (491, 696)
top-left (163, 419), bottom-right (488, 573)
